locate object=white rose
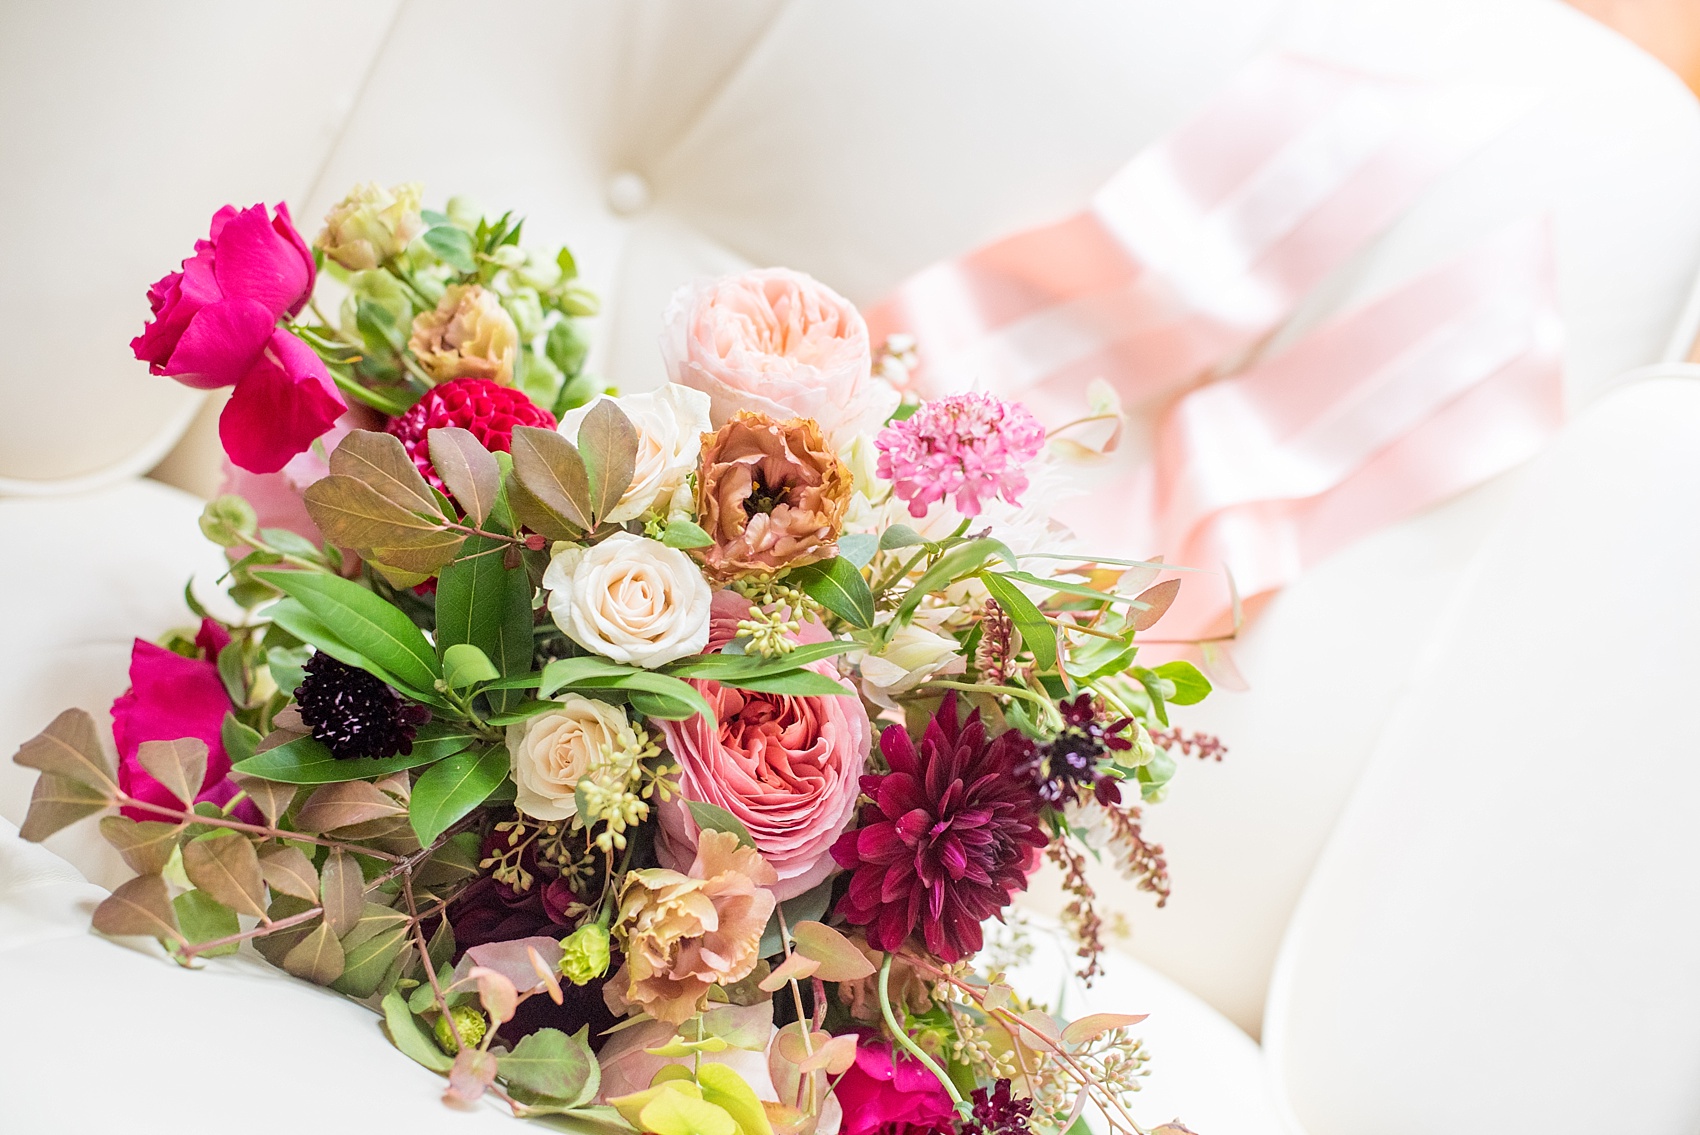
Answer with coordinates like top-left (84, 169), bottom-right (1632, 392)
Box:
top-left (543, 532), bottom-right (712, 667)
top-left (507, 695), bottom-right (640, 821)
top-left (556, 385), bottom-right (712, 523)
top-left (856, 621), bottom-right (964, 711)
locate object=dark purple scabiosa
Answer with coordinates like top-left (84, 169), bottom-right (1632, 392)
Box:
top-left (1023, 693), bottom-right (1133, 806)
top-left (961, 1080), bottom-right (1033, 1135)
top-left (830, 693), bottom-right (1047, 963)
top-left (293, 652), bottom-right (430, 760)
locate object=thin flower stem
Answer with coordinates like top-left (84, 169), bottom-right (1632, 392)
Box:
top-left (179, 904), bottom-right (324, 960)
top-left (878, 954), bottom-right (966, 1114)
top-left (1041, 615), bottom-right (1124, 642)
top-left (405, 869), bottom-right (462, 1052)
top-left (116, 795), bottom-right (405, 862)
top-left (917, 681), bottom-right (1063, 731)
top-left (1132, 633), bottom-right (1237, 645)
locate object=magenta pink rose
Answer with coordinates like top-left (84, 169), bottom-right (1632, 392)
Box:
top-left (662, 268), bottom-right (898, 446)
top-left (832, 1035), bottom-right (958, 1135)
top-left (111, 619), bottom-right (258, 823)
top-left (655, 593), bottom-right (868, 900)
top-left (131, 202), bottom-right (343, 474)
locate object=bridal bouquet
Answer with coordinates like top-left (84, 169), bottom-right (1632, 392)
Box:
top-left (12, 183), bottom-right (1219, 1135)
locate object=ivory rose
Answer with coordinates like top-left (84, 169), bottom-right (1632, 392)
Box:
top-left (656, 608), bottom-right (869, 899)
top-left (556, 385), bottom-right (712, 523)
top-left (605, 830), bottom-right (777, 1024)
top-left (696, 412), bottom-right (854, 580)
top-left (663, 268), bottom-right (898, 445)
top-left (507, 695), bottom-right (642, 822)
top-left (409, 283), bottom-right (519, 385)
top-left (543, 533), bottom-right (712, 667)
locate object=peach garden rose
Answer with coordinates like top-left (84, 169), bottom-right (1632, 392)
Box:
top-left (662, 267), bottom-right (898, 446)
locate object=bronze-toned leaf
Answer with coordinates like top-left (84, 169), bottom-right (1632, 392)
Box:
top-left (369, 529), bottom-right (466, 576)
top-left (136, 738), bottom-right (208, 808)
top-left (282, 919), bottom-right (346, 985)
top-left (367, 559), bottom-right (436, 590)
top-left (303, 474), bottom-right (451, 550)
top-left (576, 399), bottom-right (637, 526)
top-left (1060, 1012), bottom-right (1149, 1048)
top-left (333, 920), bottom-right (411, 999)
top-left (12, 707), bottom-right (116, 793)
top-left (19, 774), bottom-right (109, 841)
top-left (788, 920), bottom-right (876, 981)
top-left (319, 850), bottom-right (365, 937)
top-left (294, 781), bottom-right (408, 834)
top-left (231, 772), bottom-right (297, 826)
top-left (1131, 579), bottom-right (1182, 632)
top-left (428, 427), bottom-right (501, 526)
top-left (505, 476), bottom-right (582, 541)
top-left (509, 425), bottom-right (592, 531)
top-left (92, 875), bottom-right (182, 942)
top-left (259, 845), bottom-right (319, 901)
top-left (329, 430), bottom-right (441, 517)
top-left (182, 833), bottom-right (268, 919)
top-left (99, 816), bottom-right (183, 875)
top-left (253, 896), bottom-right (317, 967)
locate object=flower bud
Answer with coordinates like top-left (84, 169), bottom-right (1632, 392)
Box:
top-left (559, 922), bottom-right (611, 985)
top-left (433, 1004), bottom-right (488, 1055)
top-left (504, 287), bottom-right (546, 342)
top-left (316, 182), bottom-right (424, 271)
top-left (513, 249), bottom-right (563, 293)
top-left (199, 494), bottom-right (257, 546)
top-left (445, 195), bottom-right (482, 231)
top-left (489, 244), bottom-right (526, 271)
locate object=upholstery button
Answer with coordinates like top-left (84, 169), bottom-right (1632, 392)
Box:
top-left (606, 171), bottom-right (651, 216)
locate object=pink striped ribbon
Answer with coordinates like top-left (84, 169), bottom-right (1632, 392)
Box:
top-left (867, 55), bottom-right (1563, 637)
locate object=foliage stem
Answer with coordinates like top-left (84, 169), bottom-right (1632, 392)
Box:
top-left (877, 953), bottom-right (966, 1114)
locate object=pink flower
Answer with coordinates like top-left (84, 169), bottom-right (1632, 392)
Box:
top-left (111, 620), bottom-right (258, 823)
top-left (131, 202), bottom-right (344, 474)
top-left (876, 392), bottom-right (1045, 518)
top-left (655, 594), bottom-right (869, 900)
top-left (663, 268), bottom-right (898, 445)
top-left (832, 1035), bottom-right (958, 1135)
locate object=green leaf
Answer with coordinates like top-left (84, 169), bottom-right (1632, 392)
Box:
top-left (836, 533), bottom-right (878, 568)
top-left (994, 570), bottom-right (1150, 607)
top-left (221, 714), bottom-right (261, 765)
top-left (538, 656), bottom-right (651, 693)
top-left (443, 643), bottom-right (500, 689)
top-left (500, 1027), bottom-right (600, 1108)
top-left (979, 573), bottom-right (1058, 674)
top-left (788, 558), bottom-right (875, 629)
top-left (257, 570), bottom-right (440, 695)
top-left (435, 533), bottom-right (535, 710)
top-left (660, 519), bottom-right (714, 549)
top-left (894, 538), bottom-right (1017, 628)
top-left (356, 297), bottom-right (407, 353)
top-left (1134, 668), bottom-right (1170, 727)
top-left (565, 672), bottom-right (716, 727)
top-left (715, 670), bottom-right (850, 697)
top-left (410, 746), bottom-right (510, 845)
top-left (1152, 660), bottom-right (1211, 705)
top-left (383, 990), bottom-right (453, 1072)
top-left (576, 399), bottom-right (638, 526)
top-left (667, 641), bottom-right (859, 680)
top-left (685, 800), bottom-right (754, 849)
top-left (173, 888), bottom-right (240, 956)
top-left (232, 726), bottom-right (474, 784)
top-left (423, 224), bottom-right (476, 273)
top-left (759, 877), bottom-right (834, 956)
top-left (879, 524), bottom-right (924, 551)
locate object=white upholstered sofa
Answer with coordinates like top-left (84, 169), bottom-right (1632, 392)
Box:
top-left (4, 2), bottom-right (1700, 1132)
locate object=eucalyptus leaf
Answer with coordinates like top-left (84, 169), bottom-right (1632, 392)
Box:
top-left (174, 888), bottom-right (240, 956)
top-left (1152, 659), bottom-right (1211, 705)
top-left (383, 989), bottom-right (454, 1072)
top-left (500, 1027), bottom-right (600, 1108)
top-left (836, 532), bottom-right (878, 568)
top-left (878, 524), bottom-right (925, 551)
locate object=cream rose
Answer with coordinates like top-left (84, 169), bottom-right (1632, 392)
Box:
top-left (543, 533), bottom-right (712, 667)
top-left (555, 385), bottom-right (712, 523)
top-left (507, 695), bottom-right (640, 821)
top-left (662, 268), bottom-right (899, 446)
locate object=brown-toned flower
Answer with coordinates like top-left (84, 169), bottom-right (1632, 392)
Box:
top-left (604, 829), bottom-right (777, 1024)
top-left (695, 411), bottom-right (853, 579)
top-left (408, 283), bottom-right (518, 385)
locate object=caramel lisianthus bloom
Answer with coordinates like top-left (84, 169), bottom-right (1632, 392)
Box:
top-left (408, 283), bottom-right (518, 385)
top-left (695, 411), bottom-right (853, 580)
top-left (604, 830), bottom-right (778, 1025)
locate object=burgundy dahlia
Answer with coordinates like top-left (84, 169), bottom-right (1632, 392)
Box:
top-left (830, 693), bottom-right (1046, 962)
top-left (386, 376), bottom-right (556, 491)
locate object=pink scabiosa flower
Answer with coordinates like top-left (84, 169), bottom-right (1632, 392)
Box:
top-left (830, 693), bottom-right (1046, 962)
top-left (876, 392), bottom-right (1046, 519)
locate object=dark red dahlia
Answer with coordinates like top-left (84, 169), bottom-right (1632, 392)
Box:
top-left (386, 377), bottom-right (556, 491)
top-left (831, 693), bottom-right (1047, 962)
top-left (1022, 693), bottom-right (1133, 806)
top-left (962, 1080), bottom-right (1033, 1135)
